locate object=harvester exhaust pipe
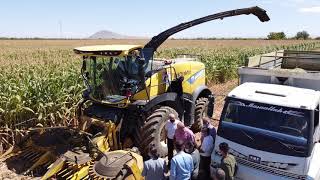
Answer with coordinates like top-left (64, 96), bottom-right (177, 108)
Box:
top-left (144, 6), bottom-right (270, 52)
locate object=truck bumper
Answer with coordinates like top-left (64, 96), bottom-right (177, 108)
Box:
top-left (210, 162), bottom-right (299, 180)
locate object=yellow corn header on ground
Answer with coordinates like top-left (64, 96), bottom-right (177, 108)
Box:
top-left (0, 119), bottom-right (143, 180)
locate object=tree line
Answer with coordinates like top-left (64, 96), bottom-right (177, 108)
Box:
top-left (172, 31), bottom-right (319, 40)
top-left (267, 31), bottom-right (319, 40)
top-left (1, 31), bottom-right (319, 40)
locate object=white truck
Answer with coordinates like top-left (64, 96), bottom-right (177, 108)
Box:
top-left (211, 50), bottom-right (320, 180)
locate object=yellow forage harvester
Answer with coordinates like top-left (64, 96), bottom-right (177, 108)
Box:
top-left (0, 6), bottom-right (271, 180)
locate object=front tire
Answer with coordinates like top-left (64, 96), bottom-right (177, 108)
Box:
top-left (191, 97), bottom-right (209, 132)
top-left (140, 106), bottom-right (178, 157)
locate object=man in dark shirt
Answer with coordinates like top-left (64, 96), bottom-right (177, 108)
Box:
top-left (219, 142), bottom-right (236, 180)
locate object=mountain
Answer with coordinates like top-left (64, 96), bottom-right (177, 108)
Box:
top-left (88, 30), bottom-right (139, 39)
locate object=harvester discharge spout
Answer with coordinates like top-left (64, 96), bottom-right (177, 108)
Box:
top-left (144, 6), bottom-right (270, 52)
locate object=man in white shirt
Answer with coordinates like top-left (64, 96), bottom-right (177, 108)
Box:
top-left (165, 113), bottom-right (179, 166)
top-left (199, 127), bottom-right (214, 179)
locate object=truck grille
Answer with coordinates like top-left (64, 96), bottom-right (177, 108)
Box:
top-left (236, 157), bottom-right (305, 180)
top-left (215, 150), bottom-right (307, 180)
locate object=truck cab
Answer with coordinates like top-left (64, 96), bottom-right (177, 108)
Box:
top-left (211, 50), bottom-right (320, 180)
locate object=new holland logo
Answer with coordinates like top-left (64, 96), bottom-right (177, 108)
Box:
top-left (187, 69), bottom-right (205, 84)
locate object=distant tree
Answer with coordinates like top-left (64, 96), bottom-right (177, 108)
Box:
top-left (295, 31), bottom-right (310, 40)
top-left (315, 37), bottom-right (320, 40)
top-left (267, 32), bottom-right (286, 40)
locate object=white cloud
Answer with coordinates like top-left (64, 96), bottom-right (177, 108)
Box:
top-left (299, 6), bottom-right (320, 13)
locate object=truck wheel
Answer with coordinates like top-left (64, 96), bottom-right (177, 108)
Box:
top-left (140, 106), bottom-right (178, 157)
top-left (192, 97), bottom-right (209, 132)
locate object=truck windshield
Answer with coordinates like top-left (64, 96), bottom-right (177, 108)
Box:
top-left (218, 97), bottom-right (311, 157)
top-left (83, 56), bottom-right (143, 102)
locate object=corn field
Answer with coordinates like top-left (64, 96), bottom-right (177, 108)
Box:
top-left (0, 40), bottom-right (320, 127)
top-left (0, 48), bottom-right (83, 128)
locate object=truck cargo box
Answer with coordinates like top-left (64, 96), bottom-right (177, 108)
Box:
top-left (239, 50), bottom-right (320, 90)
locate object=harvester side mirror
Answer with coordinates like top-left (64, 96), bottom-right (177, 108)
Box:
top-left (82, 60), bottom-right (86, 70)
top-left (137, 57), bottom-right (145, 66)
top-left (178, 75), bottom-right (184, 82)
top-left (145, 71), bottom-right (153, 78)
top-left (85, 72), bottom-right (90, 79)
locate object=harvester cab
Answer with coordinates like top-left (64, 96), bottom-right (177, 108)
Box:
top-left (74, 45), bottom-right (147, 106)
top-left (0, 6), bottom-right (270, 180)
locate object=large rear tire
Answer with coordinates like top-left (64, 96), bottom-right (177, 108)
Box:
top-left (191, 97), bottom-right (209, 132)
top-left (140, 106), bottom-right (178, 157)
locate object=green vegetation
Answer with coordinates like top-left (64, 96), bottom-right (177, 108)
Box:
top-left (1, 41), bottom-right (320, 127)
top-left (267, 32), bottom-right (286, 40)
top-left (295, 31), bottom-right (310, 40)
top-left (0, 48), bottom-right (82, 128)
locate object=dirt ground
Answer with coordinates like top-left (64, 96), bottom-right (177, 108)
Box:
top-left (0, 163), bottom-right (35, 180)
top-left (0, 80), bottom-right (237, 179)
top-left (210, 80), bottom-right (238, 126)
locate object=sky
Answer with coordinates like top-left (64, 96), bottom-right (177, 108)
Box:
top-left (0, 0), bottom-right (320, 38)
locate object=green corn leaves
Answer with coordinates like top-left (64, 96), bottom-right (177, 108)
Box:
top-left (0, 48), bottom-right (83, 128)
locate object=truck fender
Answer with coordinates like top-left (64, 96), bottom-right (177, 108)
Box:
top-left (307, 143), bottom-right (320, 179)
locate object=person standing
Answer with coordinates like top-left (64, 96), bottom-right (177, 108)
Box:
top-left (219, 142), bottom-right (236, 180)
top-left (165, 113), bottom-right (179, 165)
top-left (214, 168), bottom-right (226, 180)
top-left (142, 144), bottom-right (167, 180)
top-left (170, 140), bottom-right (194, 180)
top-left (199, 127), bottom-right (214, 179)
top-left (202, 117), bottom-right (216, 140)
top-left (184, 141), bottom-right (200, 180)
top-left (174, 122), bottom-right (195, 145)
